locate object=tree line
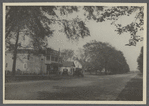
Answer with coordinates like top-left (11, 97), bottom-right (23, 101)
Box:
top-left (76, 40), bottom-right (130, 74)
top-left (137, 46), bottom-right (143, 73)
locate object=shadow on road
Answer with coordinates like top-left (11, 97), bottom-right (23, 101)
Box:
top-left (116, 73), bottom-right (143, 101)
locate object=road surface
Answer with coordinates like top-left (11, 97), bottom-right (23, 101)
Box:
top-left (5, 72), bottom-right (138, 100)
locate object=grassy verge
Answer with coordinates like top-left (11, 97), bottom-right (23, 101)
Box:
top-left (5, 75), bottom-right (62, 83)
top-left (5, 74), bottom-right (82, 83)
top-left (116, 72), bottom-right (143, 101)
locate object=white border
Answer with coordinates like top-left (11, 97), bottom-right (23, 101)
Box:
top-left (3, 2), bottom-right (147, 104)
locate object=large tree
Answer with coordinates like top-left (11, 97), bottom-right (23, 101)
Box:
top-left (107, 50), bottom-right (130, 74)
top-left (137, 47), bottom-right (143, 73)
top-left (82, 40), bottom-right (129, 74)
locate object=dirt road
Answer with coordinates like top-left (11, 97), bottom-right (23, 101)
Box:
top-left (5, 72), bottom-right (138, 100)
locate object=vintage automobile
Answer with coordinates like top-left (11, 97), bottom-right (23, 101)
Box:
top-left (73, 68), bottom-right (84, 77)
top-left (62, 68), bottom-right (68, 75)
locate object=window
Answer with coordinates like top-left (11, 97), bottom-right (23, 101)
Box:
top-left (28, 54), bottom-right (30, 60)
top-left (55, 57), bottom-right (58, 62)
top-left (6, 63), bottom-right (8, 67)
top-left (51, 56), bottom-right (55, 61)
top-left (46, 55), bottom-right (50, 60)
top-left (24, 63), bottom-right (27, 69)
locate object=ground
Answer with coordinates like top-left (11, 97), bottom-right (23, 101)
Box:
top-left (5, 71), bottom-right (142, 100)
top-left (116, 72), bottom-right (143, 101)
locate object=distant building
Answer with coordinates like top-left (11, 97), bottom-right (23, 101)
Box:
top-left (59, 60), bottom-right (82, 75)
top-left (5, 48), bottom-right (62, 75)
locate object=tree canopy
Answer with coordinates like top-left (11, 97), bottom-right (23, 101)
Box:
top-left (84, 6), bottom-right (144, 37)
top-left (6, 6), bottom-right (90, 50)
top-left (6, 6), bottom-right (145, 50)
top-left (137, 46), bottom-right (143, 73)
top-left (78, 40), bottom-right (130, 74)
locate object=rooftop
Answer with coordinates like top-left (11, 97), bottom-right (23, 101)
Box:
top-left (62, 61), bottom-right (75, 67)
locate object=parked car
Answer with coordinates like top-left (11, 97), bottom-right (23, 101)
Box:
top-left (73, 68), bottom-right (84, 77)
top-left (62, 68), bottom-right (68, 75)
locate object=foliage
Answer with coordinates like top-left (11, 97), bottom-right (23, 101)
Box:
top-left (80, 40), bottom-right (130, 74)
top-left (6, 6), bottom-right (90, 50)
top-left (6, 6), bottom-right (145, 50)
top-left (83, 6), bottom-right (144, 46)
top-left (137, 47), bottom-right (143, 73)
top-left (5, 6), bottom-right (90, 76)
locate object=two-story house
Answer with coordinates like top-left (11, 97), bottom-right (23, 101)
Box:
top-left (5, 48), bottom-right (62, 75)
top-left (45, 48), bottom-right (62, 74)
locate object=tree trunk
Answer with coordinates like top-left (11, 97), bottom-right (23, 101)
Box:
top-left (12, 28), bottom-right (20, 77)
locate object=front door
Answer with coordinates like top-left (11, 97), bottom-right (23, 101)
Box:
top-left (46, 64), bottom-right (57, 74)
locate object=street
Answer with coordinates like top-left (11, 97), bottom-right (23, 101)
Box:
top-left (5, 72), bottom-right (139, 100)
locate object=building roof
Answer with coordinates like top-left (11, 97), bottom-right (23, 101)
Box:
top-left (62, 61), bottom-right (75, 67)
top-left (46, 48), bottom-right (59, 56)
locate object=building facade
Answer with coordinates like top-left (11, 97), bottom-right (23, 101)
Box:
top-left (59, 60), bottom-right (82, 75)
top-left (5, 48), bottom-right (62, 75)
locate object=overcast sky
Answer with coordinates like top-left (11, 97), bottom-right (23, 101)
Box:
top-left (47, 7), bottom-right (143, 71)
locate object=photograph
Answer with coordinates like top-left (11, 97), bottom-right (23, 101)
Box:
top-left (3, 2), bottom-right (147, 104)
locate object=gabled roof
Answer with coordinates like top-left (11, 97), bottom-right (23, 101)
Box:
top-left (62, 61), bottom-right (75, 67)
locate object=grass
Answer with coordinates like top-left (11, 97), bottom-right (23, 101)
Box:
top-left (5, 74), bottom-right (83, 83)
top-left (116, 73), bottom-right (143, 101)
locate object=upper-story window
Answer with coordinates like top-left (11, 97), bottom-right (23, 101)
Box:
top-left (46, 55), bottom-right (50, 60)
top-left (46, 55), bottom-right (60, 62)
top-left (23, 63), bottom-right (27, 69)
top-left (55, 57), bottom-right (58, 62)
top-left (27, 54), bottom-right (30, 60)
top-left (6, 63), bottom-right (8, 67)
top-left (51, 56), bottom-right (55, 61)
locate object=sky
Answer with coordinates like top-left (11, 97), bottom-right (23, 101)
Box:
top-left (46, 7), bottom-right (143, 71)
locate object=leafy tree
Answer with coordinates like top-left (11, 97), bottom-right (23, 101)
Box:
top-left (83, 6), bottom-right (144, 46)
top-left (107, 50), bottom-right (130, 74)
top-left (6, 6), bottom-right (90, 77)
top-left (82, 40), bottom-right (129, 74)
top-left (137, 47), bottom-right (143, 73)
top-left (83, 40), bottom-right (113, 74)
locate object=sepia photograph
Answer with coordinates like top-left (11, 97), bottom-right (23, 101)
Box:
top-left (3, 2), bottom-right (147, 104)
